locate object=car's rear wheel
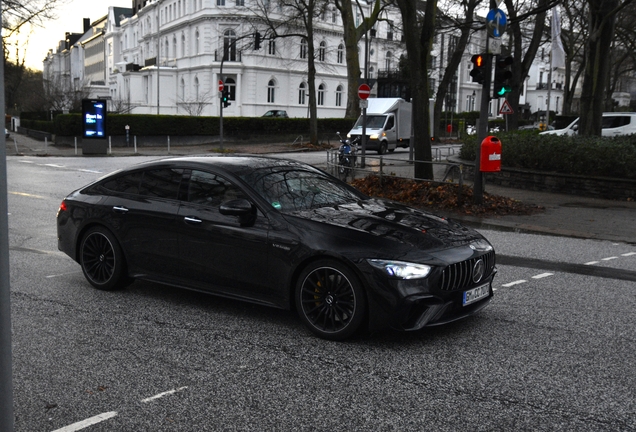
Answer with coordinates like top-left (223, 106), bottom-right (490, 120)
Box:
top-left (79, 226), bottom-right (130, 291)
top-left (296, 260), bottom-right (366, 340)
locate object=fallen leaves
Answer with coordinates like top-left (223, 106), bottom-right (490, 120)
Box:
top-left (350, 175), bottom-right (544, 217)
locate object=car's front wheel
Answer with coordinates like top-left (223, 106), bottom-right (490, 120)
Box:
top-left (79, 226), bottom-right (130, 291)
top-left (296, 260), bottom-right (366, 340)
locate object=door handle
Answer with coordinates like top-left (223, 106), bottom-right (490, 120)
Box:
top-left (112, 206), bottom-right (129, 214)
top-left (184, 216), bottom-right (202, 224)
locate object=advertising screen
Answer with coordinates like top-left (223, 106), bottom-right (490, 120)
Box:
top-left (82, 99), bottom-right (107, 139)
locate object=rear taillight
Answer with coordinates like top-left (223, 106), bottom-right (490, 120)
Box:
top-left (57, 201), bottom-right (67, 217)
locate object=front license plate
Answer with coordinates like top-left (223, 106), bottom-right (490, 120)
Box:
top-left (462, 283), bottom-right (491, 306)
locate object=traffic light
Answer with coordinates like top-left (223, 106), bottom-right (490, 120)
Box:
top-left (470, 54), bottom-right (486, 84)
top-left (493, 55), bottom-right (513, 98)
top-left (222, 90), bottom-right (231, 108)
top-left (254, 32), bottom-right (261, 50)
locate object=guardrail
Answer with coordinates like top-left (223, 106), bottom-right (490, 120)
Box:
top-left (326, 148), bottom-right (467, 201)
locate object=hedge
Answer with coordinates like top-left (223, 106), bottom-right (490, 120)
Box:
top-left (459, 131), bottom-right (636, 180)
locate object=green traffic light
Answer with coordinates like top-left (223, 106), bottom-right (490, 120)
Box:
top-left (496, 85), bottom-right (511, 96)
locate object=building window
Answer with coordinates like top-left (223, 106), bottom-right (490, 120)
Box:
top-left (173, 36), bottom-right (177, 58)
top-left (300, 38), bottom-right (307, 59)
top-left (337, 44), bottom-right (344, 64)
top-left (182, 34), bottom-right (186, 57)
top-left (225, 77), bottom-right (236, 100)
top-left (387, 20), bottom-right (393, 41)
top-left (385, 51), bottom-right (392, 70)
top-left (194, 76), bottom-right (199, 99)
top-left (268, 79), bottom-right (275, 103)
top-left (195, 30), bottom-right (200, 54)
top-left (298, 82), bottom-right (306, 104)
top-left (180, 78), bottom-right (185, 100)
top-left (217, 0), bottom-right (225, 5)
top-left (332, 7), bottom-right (337, 23)
top-left (224, 29), bottom-right (237, 61)
top-left (318, 41), bottom-right (326, 62)
top-left (318, 84), bottom-right (325, 105)
top-left (268, 39), bottom-right (276, 55)
top-left (336, 85), bottom-right (343, 107)
top-left (236, 0), bottom-right (244, 5)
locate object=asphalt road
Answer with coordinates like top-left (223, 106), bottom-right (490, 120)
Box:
top-left (5, 155), bottom-right (636, 431)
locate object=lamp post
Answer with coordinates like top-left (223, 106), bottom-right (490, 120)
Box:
top-left (156, 0), bottom-right (165, 115)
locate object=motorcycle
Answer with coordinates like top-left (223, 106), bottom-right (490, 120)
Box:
top-left (336, 132), bottom-right (359, 180)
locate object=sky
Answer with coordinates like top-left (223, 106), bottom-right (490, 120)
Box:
top-left (10, 0), bottom-right (132, 71)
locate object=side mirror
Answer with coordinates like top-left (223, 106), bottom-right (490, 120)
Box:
top-left (220, 198), bottom-right (257, 226)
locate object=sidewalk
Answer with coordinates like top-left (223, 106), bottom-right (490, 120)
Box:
top-left (6, 133), bottom-right (636, 245)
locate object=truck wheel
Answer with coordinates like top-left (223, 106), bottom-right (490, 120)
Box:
top-left (378, 142), bottom-right (387, 155)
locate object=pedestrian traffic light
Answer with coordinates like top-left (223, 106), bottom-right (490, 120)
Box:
top-left (493, 55), bottom-right (513, 98)
top-left (222, 90), bottom-right (231, 108)
top-left (470, 54), bottom-right (486, 84)
top-left (254, 32), bottom-right (261, 50)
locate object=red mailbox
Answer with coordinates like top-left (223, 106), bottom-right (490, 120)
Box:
top-left (480, 136), bottom-right (502, 172)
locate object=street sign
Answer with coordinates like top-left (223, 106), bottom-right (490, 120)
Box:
top-left (218, 80), bottom-right (224, 92)
top-left (360, 100), bottom-right (368, 109)
top-left (486, 8), bottom-right (508, 38)
top-left (358, 84), bottom-right (371, 100)
top-left (499, 100), bottom-right (514, 115)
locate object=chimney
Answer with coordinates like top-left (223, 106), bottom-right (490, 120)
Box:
top-left (83, 18), bottom-right (91, 33)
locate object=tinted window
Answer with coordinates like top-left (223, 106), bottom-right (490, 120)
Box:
top-left (187, 171), bottom-right (246, 206)
top-left (139, 169), bottom-right (184, 199)
top-left (241, 168), bottom-right (362, 212)
top-left (101, 171), bottom-right (144, 194)
top-left (602, 116), bottom-right (631, 129)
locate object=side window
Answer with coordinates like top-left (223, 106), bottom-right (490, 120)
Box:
top-left (139, 169), bottom-right (184, 199)
top-left (386, 116), bottom-right (395, 130)
top-left (101, 171), bottom-right (144, 195)
top-left (187, 170), bottom-right (245, 206)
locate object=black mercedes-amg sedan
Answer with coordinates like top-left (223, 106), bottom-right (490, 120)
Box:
top-left (57, 156), bottom-right (496, 340)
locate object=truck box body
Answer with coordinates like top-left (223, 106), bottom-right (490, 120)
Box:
top-left (347, 98), bottom-right (433, 154)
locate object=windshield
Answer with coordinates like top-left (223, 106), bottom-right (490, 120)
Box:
top-left (240, 167), bottom-right (364, 213)
top-left (353, 115), bottom-right (387, 129)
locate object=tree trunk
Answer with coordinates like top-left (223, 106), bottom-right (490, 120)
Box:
top-left (580, 0), bottom-right (619, 136)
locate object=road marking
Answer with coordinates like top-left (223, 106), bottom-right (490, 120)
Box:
top-left (622, 252), bottom-right (636, 256)
top-left (9, 191), bottom-right (45, 199)
top-left (78, 169), bottom-right (103, 173)
top-left (44, 163), bottom-right (65, 168)
top-left (52, 411), bottom-right (117, 432)
top-left (601, 256), bottom-right (618, 261)
top-left (532, 273), bottom-right (553, 279)
top-left (46, 271), bottom-right (83, 279)
top-left (141, 386), bottom-right (188, 403)
top-left (502, 280), bottom-right (526, 287)
top-left (584, 261), bottom-right (599, 265)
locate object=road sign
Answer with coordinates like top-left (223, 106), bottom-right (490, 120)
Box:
top-left (486, 8), bottom-right (508, 38)
top-left (358, 84), bottom-right (371, 100)
top-left (218, 80), bottom-right (224, 92)
top-left (499, 100), bottom-right (514, 115)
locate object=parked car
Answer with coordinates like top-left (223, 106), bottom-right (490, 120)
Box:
top-left (540, 112), bottom-right (636, 136)
top-left (262, 110), bottom-right (289, 118)
top-left (57, 156), bottom-right (496, 340)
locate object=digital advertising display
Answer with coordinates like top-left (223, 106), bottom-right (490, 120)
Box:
top-left (82, 99), bottom-right (107, 139)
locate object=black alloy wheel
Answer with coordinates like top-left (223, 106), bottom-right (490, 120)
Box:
top-left (79, 227), bottom-right (129, 291)
top-left (296, 260), bottom-right (366, 340)
top-left (378, 142), bottom-right (387, 155)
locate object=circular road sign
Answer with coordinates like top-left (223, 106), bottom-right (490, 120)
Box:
top-left (358, 84), bottom-right (371, 100)
top-left (219, 80), bottom-right (224, 92)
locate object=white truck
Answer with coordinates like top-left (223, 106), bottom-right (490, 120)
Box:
top-left (347, 98), bottom-right (434, 154)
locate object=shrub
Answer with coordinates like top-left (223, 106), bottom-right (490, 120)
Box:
top-left (459, 131), bottom-right (636, 179)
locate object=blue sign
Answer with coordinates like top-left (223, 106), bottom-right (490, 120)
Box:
top-left (486, 8), bottom-right (508, 38)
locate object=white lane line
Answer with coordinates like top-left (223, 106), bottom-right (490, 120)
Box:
top-left (141, 386), bottom-right (188, 403)
top-left (9, 191), bottom-right (45, 199)
top-left (502, 280), bottom-right (527, 287)
top-left (532, 273), bottom-right (553, 279)
top-left (52, 411), bottom-right (118, 432)
top-left (601, 256), bottom-right (618, 261)
top-left (78, 169), bottom-right (103, 173)
top-left (584, 261), bottom-right (599, 265)
top-left (622, 252), bottom-right (636, 256)
top-left (44, 164), bottom-right (66, 168)
top-left (46, 271), bottom-right (83, 279)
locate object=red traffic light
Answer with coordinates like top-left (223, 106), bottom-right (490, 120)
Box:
top-left (472, 54), bottom-right (484, 68)
top-left (470, 54), bottom-right (486, 84)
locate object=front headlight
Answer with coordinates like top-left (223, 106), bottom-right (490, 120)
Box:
top-left (367, 259), bottom-right (432, 279)
top-left (369, 134), bottom-right (379, 140)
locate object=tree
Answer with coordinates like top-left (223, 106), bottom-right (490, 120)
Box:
top-left (433, 0), bottom-right (484, 138)
top-left (177, 90), bottom-right (215, 116)
top-left (334, 0), bottom-right (386, 119)
top-left (559, 0), bottom-right (588, 115)
top-left (249, 0), bottom-right (331, 144)
top-left (578, 0), bottom-right (634, 135)
top-left (395, 0), bottom-right (436, 179)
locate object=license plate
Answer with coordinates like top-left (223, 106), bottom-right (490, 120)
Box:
top-left (462, 283), bottom-right (491, 306)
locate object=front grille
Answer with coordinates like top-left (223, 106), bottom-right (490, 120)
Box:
top-left (439, 251), bottom-right (495, 291)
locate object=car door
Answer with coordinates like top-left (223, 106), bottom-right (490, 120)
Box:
top-left (101, 168), bottom-right (183, 280)
top-left (177, 170), bottom-right (273, 303)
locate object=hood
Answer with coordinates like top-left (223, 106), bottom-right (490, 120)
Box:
top-left (288, 198), bottom-right (484, 249)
